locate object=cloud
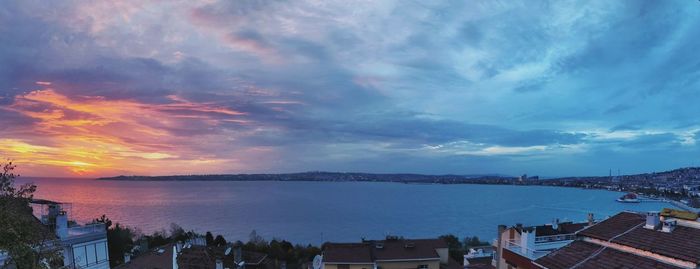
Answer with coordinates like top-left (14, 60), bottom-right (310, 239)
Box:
top-left (1, 0), bottom-right (700, 177)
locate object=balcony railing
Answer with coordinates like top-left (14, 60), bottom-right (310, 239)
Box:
top-left (68, 223), bottom-right (106, 237)
top-left (534, 234), bottom-right (576, 243)
top-left (503, 240), bottom-right (550, 260)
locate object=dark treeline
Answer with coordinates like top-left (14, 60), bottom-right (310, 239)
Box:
top-left (93, 216), bottom-right (321, 268)
top-left (95, 215), bottom-right (489, 268)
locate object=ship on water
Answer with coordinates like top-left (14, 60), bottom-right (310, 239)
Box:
top-left (616, 192), bottom-right (640, 203)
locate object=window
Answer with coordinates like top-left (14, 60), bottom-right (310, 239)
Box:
top-left (418, 265), bottom-right (428, 269)
top-left (73, 246), bottom-right (88, 268)
top-left (96, 242), bottom-right (108, 263)
top-left (86, 244), bottom-right (97, 265)
top-left (338, 264), bottom-right (350, 269)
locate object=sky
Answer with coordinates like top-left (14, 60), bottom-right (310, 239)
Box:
top-left (1, 1), bottom-right (700, 177)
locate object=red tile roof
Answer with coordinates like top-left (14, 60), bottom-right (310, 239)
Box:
top-left (578, 212), bottom-right (700, 264)
top-left (118, 244), bottom-right (174, 269)
top-left (372, 239), bottom-right (445, 261)
top-left (534, 241), bottom-right (683, 269)
top-left (323, 238), bottom-right (447, 263)
top-left (322, 243), bottom-right (373, 264)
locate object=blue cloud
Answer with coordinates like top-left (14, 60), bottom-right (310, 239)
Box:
top-left (1, 0), bottom-right (700, 176)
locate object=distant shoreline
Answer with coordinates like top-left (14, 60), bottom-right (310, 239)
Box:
top-left (97, 168), bottom-right (700, 213)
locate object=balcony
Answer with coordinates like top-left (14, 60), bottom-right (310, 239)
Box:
top-left (503, 240), bottom-right (550, 260)
top-left (62, 223), bottom-right (107, 244)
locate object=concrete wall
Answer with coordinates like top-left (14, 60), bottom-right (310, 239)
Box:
top-left (496, 228), bottom-right (521, 269)
top-left (377, 260), bottom-right (440, 269)
top-left (323, 263), bottom-right (374, 269)
top-left (435, 248), bottom-right (449, 264)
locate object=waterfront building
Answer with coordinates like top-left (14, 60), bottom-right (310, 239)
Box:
top-left (492, 214), bottom-right (594, 269)
top-left (321, 237), bottom-right (460, 269)
top-left (0, 199), bottom-right (110, 269)
top-left (33, 199), bottom-right (111, 269)
top-left (534, 210), bottom-right (700, 269)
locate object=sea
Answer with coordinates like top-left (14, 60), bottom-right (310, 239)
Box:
top-left (17, 178), bottom-right (676, 245)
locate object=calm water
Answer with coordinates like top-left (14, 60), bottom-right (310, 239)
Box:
top-left (18, 178), bottom-right (675, 245)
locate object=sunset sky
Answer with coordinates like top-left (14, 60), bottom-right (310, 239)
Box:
top-left (2, 1), bottom-right (700, 177)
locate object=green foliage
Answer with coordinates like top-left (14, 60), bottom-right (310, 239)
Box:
top-left (235, 231), bottom-right (320, 269)
top-left (438, 234), bottom-right (490, 265)
top-left (0, 161), bottom-right (61, 269)
top-left (213, 235), bottom-right (227, 246)
top-left (205, 231), bottom-right (214, 246)
top-left (463, 236), bottom-right (489, 248)
top-left (92, 215), bottom-right (137, 268)
top-left (439, 234), bottom-right (463, 265)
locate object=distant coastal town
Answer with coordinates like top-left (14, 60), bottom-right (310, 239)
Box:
top-left (100, 166), bottom-right (700, 211)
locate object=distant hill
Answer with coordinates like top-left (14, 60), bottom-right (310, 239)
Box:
top-left (97, 167), bottom-right (700, 186)
top-left (97, 171), bottom-right (515, 184)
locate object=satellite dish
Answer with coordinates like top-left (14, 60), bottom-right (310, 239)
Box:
top-left (312, 255), bottom-right (323, 269)
top-left (225, 247), bottom-right (232, 256)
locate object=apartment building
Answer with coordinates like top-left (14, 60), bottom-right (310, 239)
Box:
top-left (31, 199), bottom-right (111, 269)
top-left (493, 215), bottom-right (594, 269)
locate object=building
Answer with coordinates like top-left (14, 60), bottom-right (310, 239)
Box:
top-left (1, 199), bottom-right (110, 269)
top-left (115, 244), bottom-right (174, 269)
top-left (534, 209), bottom-right (700, 269)
top-left (176, 244), bottom-right (274, 269)
top-left (493, 214), bottom-right (594, 269)
top-left (463, 246), bottom-right (494, 269)
top-left (30, 199), bottom-right (111, 269)
top-left (321, 237), bottom-right (460, 269)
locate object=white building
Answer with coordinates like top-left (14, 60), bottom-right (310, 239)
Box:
top-left (32, 199), bottom-right (111, 269)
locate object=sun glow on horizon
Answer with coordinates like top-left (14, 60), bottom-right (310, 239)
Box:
top-left (0, 89), bottom-right (251, 177)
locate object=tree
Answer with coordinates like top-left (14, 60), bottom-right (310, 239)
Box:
top-left (0, 160), bottom-right (61, 269)
top-left (205, 231), bottom-right (215, 246)
top-left (213, 235), bottom-right (227, 246)
top-left (463, 236), bottom-right (488, 248)
top-left (92, 215), bottom-right (136, 267)
top-left (439, 234), bottom-right (463, 264)
top-left (169, 223), bottom-right (188, 242)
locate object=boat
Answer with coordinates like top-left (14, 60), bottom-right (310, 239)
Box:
top-left (616, 192), bottom-right (640, 203)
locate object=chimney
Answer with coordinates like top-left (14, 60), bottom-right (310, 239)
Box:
top-left (496, 225), bottom-right (506, 269)
top-left (645, 212), bottom-right (661, 230)
top-left (216, 258), bottom-right (223, 269)
top-left (124, 253), bottom-right (131, 264)
top-left (587, 213), bottom-right (595, 226)
top-left (55, 211), bottom-right (68, 239)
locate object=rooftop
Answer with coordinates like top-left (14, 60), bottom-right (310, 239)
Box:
top-left (577, 212), bottom-right (700, 264)
top-left (535, 211), bottom-right (700, 269)
top-left (177, 245), bottom-right (272, 269)
top-left (534, 240), bottom-right (683, 269)
top-left (116, 244), bottom-right (174, 269)
top-left (323, 238), bottom-right (448, 263)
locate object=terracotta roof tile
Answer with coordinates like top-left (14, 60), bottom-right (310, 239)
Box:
top-left (534, 241), bottom-right (683, 269)
top-left (577, 212), bottom-right (700, 263)
top-left (323, 239), bottom-right (447, 263)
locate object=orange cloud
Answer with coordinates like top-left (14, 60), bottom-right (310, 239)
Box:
top-left (0, 89), bottom-right (251, 177)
